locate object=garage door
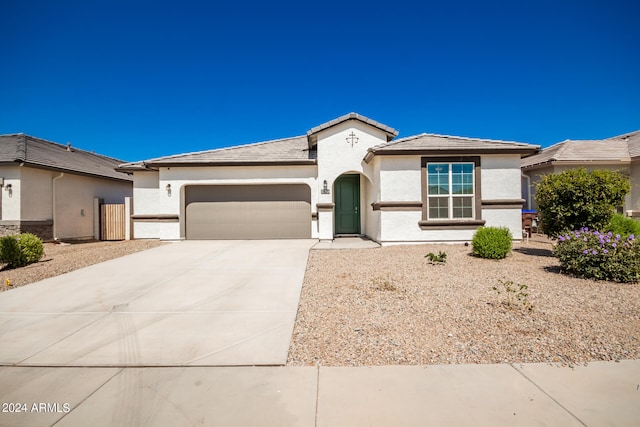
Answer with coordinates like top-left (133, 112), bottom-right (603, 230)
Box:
top-left (185, 184), bottom-right (311, 239)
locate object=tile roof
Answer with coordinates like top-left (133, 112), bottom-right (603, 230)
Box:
top-left (118, 136), bottom-right (316, 170)
top-left (307, 112), bottom-right (398, 143)
top-left (368, 133), bottom-right (539, 157)
top-left (0, 134), bottom-right (132, 181)
top-left (521, 130), bottom-right (640, 169)
top-left (117, 114), bottom-right (539, 170)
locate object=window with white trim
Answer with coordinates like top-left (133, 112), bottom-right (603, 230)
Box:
top-left (427, 162), bottom-right (475, 219)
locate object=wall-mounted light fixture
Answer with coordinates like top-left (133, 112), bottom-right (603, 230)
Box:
top-left (5, 183), bottom-right (12, 197)
top-left (321, 180), bottom-right (330, 194)
top-left (165, 183), bottom-right (172, 196)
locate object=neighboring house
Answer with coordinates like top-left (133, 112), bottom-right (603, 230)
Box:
top-left (118, 113), bottom-right (539, 244)
top-left (0, 134), bottom-right (133, 241)
top-left (521, 130), bottom-right (640, 216)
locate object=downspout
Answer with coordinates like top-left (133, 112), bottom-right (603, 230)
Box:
top-left (521, 172), bottom-right (531, 210)
top-left (52, 173), bottom-right (64, 240)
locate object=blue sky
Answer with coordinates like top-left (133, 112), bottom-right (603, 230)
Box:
top-left (1, 0), bottom-right (638, 162)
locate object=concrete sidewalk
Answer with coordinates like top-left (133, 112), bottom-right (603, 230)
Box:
top-left (1, 361), bottom-right (638, 426)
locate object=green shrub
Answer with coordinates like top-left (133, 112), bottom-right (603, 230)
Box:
top-left (0, 236), bottom-right (24, 268)
top-left (606, 214), bottom-right (640, 238)
top-left (535, 168), bottom-right (630, 238)
top-left (554, 228), bottom-right (640, 283)
top-left (471, 227), bottom-right (513, 259)
top-left (0, 233), bottom-right (44, 269)
top-left (18, 233), bottom-right (44, 265)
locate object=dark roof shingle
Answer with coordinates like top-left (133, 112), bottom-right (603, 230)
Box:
top-left (0, 134), bottom-right (132, 181)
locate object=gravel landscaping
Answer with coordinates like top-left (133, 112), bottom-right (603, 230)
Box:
top-left (0, 239), bottom-right (165, 292)
top-left (288, 239), bottom-right (640, 367)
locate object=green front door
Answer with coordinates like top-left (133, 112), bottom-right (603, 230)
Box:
top-left (334, 175), bottom-right (360, 235)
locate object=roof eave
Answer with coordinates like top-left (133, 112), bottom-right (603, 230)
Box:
top-left (365, 147), bottom-right (540, 163)
top-left (144, 159), bottom-right (318, 168)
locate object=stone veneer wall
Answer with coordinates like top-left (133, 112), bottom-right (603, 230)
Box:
top-left (0, 221), bottom-right (54, 241)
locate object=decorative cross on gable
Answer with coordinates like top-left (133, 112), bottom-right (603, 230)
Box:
top-left (346, 132), bottom-right (359, 147)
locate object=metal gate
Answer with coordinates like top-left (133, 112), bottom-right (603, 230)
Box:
top-left (100, 204), bottom-right (126, 240)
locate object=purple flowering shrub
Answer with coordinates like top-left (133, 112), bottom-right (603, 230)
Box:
top-left (554, 227), bottom-right (640, 283)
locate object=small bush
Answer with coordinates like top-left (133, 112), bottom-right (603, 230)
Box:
top-left (554, 228), bottom-right (640, 283)
top-left (606, 214), bottom-right (640, 238)
top-left (0, 233), bottom-right (44, 269)
top-left (425, 251), bottom-right (447, 264)
top-left (0, 236), bottom-right (23, 268)
top-left (472, 227), bottom-right (512, 259)
top-left (18, 233), bottom-right (44, 265)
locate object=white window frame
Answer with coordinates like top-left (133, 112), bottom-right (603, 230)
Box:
top-left (426, 162), bottom-right (475, 220)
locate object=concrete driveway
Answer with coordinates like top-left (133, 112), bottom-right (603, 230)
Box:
top-left (0, 240), bottom-right (314, 367)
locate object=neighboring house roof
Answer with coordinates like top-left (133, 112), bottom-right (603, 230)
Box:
top-left (0, 133), bottom-right (132, 182)
top-left (364, 133), bottom-right (539, 162)
top-left (306, 112), bottom-right (398, 144)
top-left (521, 130), bottom-right (640, 169)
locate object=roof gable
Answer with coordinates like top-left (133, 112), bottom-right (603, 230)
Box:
top-left (306, 113), bottom-right (398, 146)
top-left (0, 134), bottom-right (132, 181)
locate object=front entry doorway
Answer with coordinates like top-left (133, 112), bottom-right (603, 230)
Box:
top-left (334, 174), bottom-right (360, 235)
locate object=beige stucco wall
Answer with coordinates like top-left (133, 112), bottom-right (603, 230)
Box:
top-left (53, 172), bottom-right (132, 239)
top-left (1, 166), bottom-right (132, 239)
top-left (379, 156), bottom-right (422, 201)
top-left (132, 171), bottom-right (161, 215)
top-left (481, 155), bottom-right (522, 200)
top-left (20, 167), bottom-right (54, 220)
top-left (0, 166), bottom-right (22, 220)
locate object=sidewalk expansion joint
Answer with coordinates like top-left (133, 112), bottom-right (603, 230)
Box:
top-left (51, 367), bottom-right (124, 427)
top-left (509, 363), bottom-right (588, 427)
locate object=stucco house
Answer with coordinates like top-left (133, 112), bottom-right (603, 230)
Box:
top-left (118, 113), bottom-right (539, 244)
top-left (521, 130), bottom-right (640, 216)
top-left (0, 134), bottom-right (133, 240)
